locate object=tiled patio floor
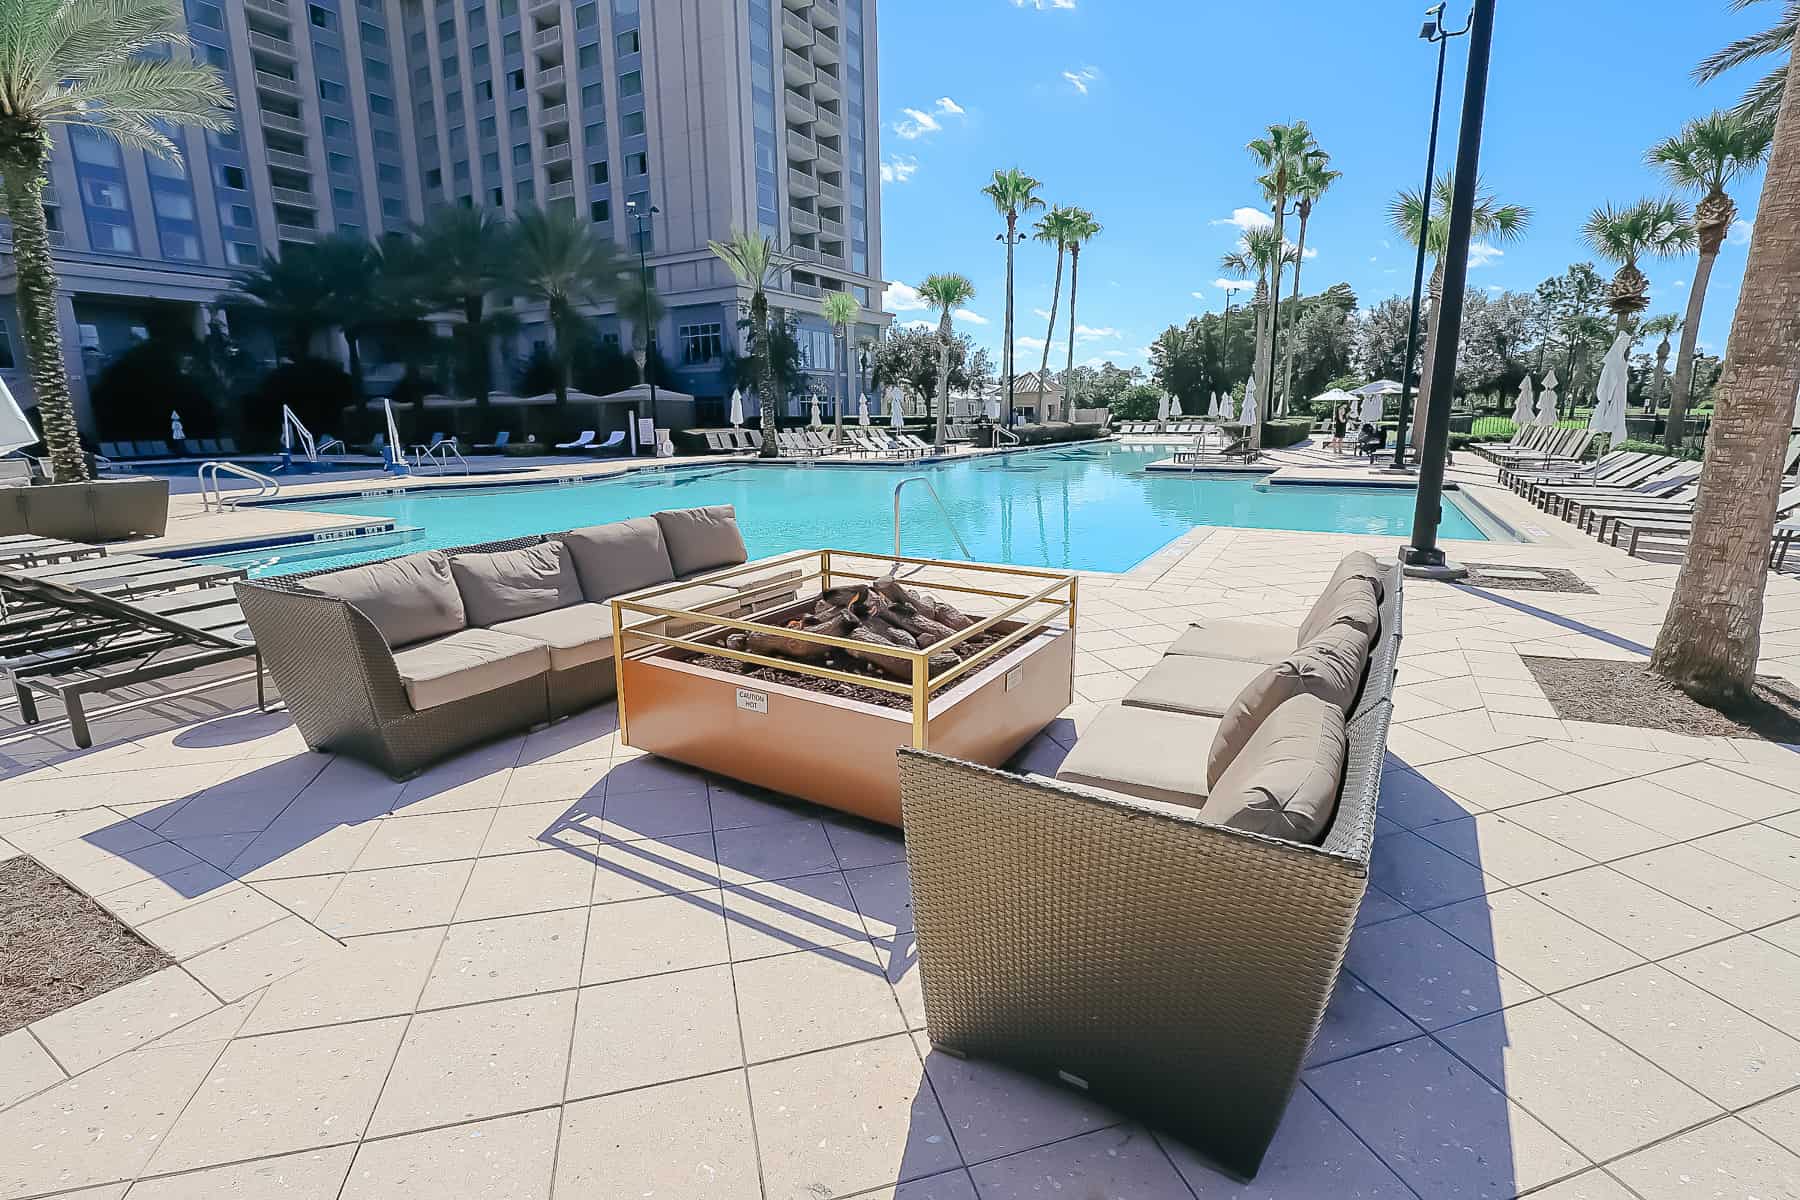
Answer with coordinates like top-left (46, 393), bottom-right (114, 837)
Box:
top-left (4, 469), bottom-right (1800, 1198)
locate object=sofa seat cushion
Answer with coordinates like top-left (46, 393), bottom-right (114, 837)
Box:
top-left (618, 582), bottom-right (743, 638)
top-left (1198, 693), bottom-right (1347, 844)
top-left (307, 550), bottom-right (466, 649)
top-left (559, 517), bottom-right (676, 601)
top-left (655, 505), bottom-right (748, 578)
top-left (1206, 623), bottom-right (1372, 786)
top-left (1054, 705), bottom-right (1220, 809)
top-left (450, 542), bottom-right (581, 627)
top-left (490, 603), bottom-right (615, 670)
top-left (1123, 654), bottom-right (1265, 718)
top-left (393, 628), bottom-right (549, 711)
top-left (1164, 620), bottom-right (1297, 665)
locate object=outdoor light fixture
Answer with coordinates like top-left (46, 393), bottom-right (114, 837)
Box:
top-left (626, 199), bottom-right (661, 444)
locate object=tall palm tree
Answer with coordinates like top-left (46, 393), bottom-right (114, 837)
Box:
top-left (393, 206), bottom-right (514, 408)
top-left (1220, 227), bottom-right (1294, 425)
top-left (0, 0), bottom-right (233, 481)
top-left (1060, 208), bottom-right (1102, 411)
top-left (1247, 121), bottom-right (1321, 429)
top-left (1582, 198), bottom-right (1697, 336)
top-left (231, 245), bottom-right (337, 362)
top-left (1694, 0), bottom-right (1798, 127)
top-left (1648, 109), bottom-right (1775, 450)
top-left (1032, 205), bottom-right (1080, 380)
top-left (980, 168), bottom-right (1045, 421)
top-left (1279, 151), bottom-right (1341, 414)
top-left (1389, 173), bottom-right (1531, 447)
top-left (1652, 49), bottom-right (1800, 705)
top-left (820, 291), bottom-right (858, 442)
top-left (1640, 313), bottom-right (1683, 416)
top-left (508, 207), bottom-right (621, 412)
top-left (308, 233), bottom-right (409, 406)
top-left (917, 273), bottom-right (975, 446)
top-left (709, 230), bottom-right (794, 458)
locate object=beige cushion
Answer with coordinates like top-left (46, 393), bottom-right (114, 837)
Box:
top-left (1207, 623), bottom-right (1371, 786)
top-left (1123, 655), bottom-right (1266, 718)
top-left (307, 550), bottom-right (466, 649)
top-left (1297, 578), bottom-right (1381, 645)
top-left (559, 517), bottom-right (675, 601)
top-left (619, 582), bottom-right (744, 638)
top-left (392, 627), bottom-right (549, 710)
top-left (1198, 693), bottom-right (1346, 844)
top-left (449, 542), bottom-right (581, 627)
top-left (656, 505), bottom-right (749, 578)
top-left (1328, 550), bottom-right (1388, 601)
top-left (1054, 705), bottom-right (1220, 809)
top-left (1297, 552), bottom-right (1386, 643)
top-left (489, 603), bottom-right (615, 670)
top-left (1164, 620), bottom-right (1297, 665)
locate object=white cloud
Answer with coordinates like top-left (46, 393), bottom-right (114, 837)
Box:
top-left (1031, 307), bottom-right (1053, 320)
top-left (1062, 66), bottom-right (1100, 95)
top-left (1013, 0), bottom-right (1076, 9)
top-left (893, 108), bottom-right (941, 140)
top-left (885, 282), bottom-right (929, 312)
top-left (1015, 336), bottom-right (1048, 350)
top-left (934, 96), bottom-right (964, 116)
top-left (1074, 324), bottom-right (1118, 340)
top-left (1467, 242), bottom-right (1504, 269)
top-left (1369, 256), bottom-right (1379, 264)
top-left (879, 155), bottom-right (919, 185)
top-left (1729, 218), bottom-right (1753, 246)
top-left (1672, 279), bottom-right (1688, 289)
top-left (901, 319), bottom-right (934, 330)
top-left (1206, 279), bottom-right (1252, 294)
top-left (1303, 246), bottom-right (1319, 260)
top-left (1210, 207), bottom-right (1273, 232)
top-left (955, 308), bottom-right (989, 325)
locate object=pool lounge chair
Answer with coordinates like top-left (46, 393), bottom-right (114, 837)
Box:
top-left (474, 432), bottom-right (512, 453)
top-left (1610, 487), bottom-right (1800, 558)
top-left (1527, 460), bottom-right (1698, 515)
top-left (898, 433), bottom-right (934, 456)
top-left (703, 432), bottom-right (735, 453)
top-left (556, 430), bottom-right (597, 451)
top-left (1503, 449), bottom-right (1653, 494)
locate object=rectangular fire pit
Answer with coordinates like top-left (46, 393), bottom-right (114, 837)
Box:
top-left (611, 550), bottom-right (1077, 825)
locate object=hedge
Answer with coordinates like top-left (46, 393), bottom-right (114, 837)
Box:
top-left (1011, 421), bottom-right (1105, 445)
top-left (1262, 419), bottom-right (1313, 449)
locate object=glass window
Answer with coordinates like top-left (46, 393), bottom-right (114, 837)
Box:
top-left (477, 79), bottom-right (493, 101)
top-left (324, 116), bottom-right (352, 138)
top-left (499, 0), bottom-right (516, 15)
top-left (580, 82), bottom-right (603, 108)
top-left (503, 31), bottom-right (521, 54)
top-left (318, 79), bottom-right (346, 102)
top-left (589, 160), bottom-right (608, 184)
top-left (512, 143), bottom-right (531, 165)
top-left (219, 164), bottom-right (247, 190)
top-left (360, 20), bottom-right (385, 44)
top-left (227, 241), bottom-right (259, 265)
top-left (589, 198), bottom-right (610, 222)
top-left (369, 93), bottom-right (394, 114)
top-left (680, 322), bottom-right (723, 365)
top-left (333, 187), bottom-right (356, 208)
top-left (516, 179), bottom-right (534, 202)
top-left (83, 179), bottom-right (128, 210)
top-left (93, 222), bottom-right (136, 252)
top-left (365, 58), bottom-right (390, 80)
top-left (442, 53), bottom-right (459, 76)
top-left (576, 3), bottom-right (598, 27)
top-left (491, 186), bottom-right (505, 206)
top-left (378, 163), bottom-right (402, 182)
top-left (618, 70), bottom-right (641, 97)
top-left (0, 320), bottom-right (14, 370)
top-left (480, 116), bottom-right (497, 140)
top-left (483, 151), bottom-right (500, 173)
top-left (71, 127), bottom-right (121, 165)
top-left (224, 202), bottom-right (254, 227)
top-left (472, 44), bottom-right (490, 68)
top-left (621, 110), bottom-right (644, 136)
top-left (310, 4), bottom-right (334, 27)
top-left (509, 67), bottom-right (525, 91)
top-left (328, 151), bottom-right (354, 173)
top-left (583, 121), bottom-right (603, 144)
top-left (426, 166), bottom-right (442, 186)
top-left (192, 2), bottom-right (223, 27)
top-left (383, 196), bottom-right (404, 216)
top-left (626, 151), bottom-right (646, 175)
top-left (578, 43), bottom-right (599, 68)
top-left (151, 188), bottom-right (194, 220)
top-left (438, 17), bottom-right (455, 40)
top-left (161, 230), bottom-right (201, 260)
top-left (510, 106), bottom-right (528, 128)
top-left (615, 29), bottom-right (638, 55)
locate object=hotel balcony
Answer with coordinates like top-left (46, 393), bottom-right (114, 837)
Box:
top-left (261, 111), bottom-right (306, 136)
top-left (536, 65), bottom-right (565, 92)
top-left (528, 0), bottom-right (559, 14)
top-left (815, 140), bottom-right (842, 169)
top-left (784, 89), bottom-right (816, 124)
top-left (786, 130), bottom-right (818, 162)
top-left (533, 25), bottom-right (563, 50)
top-left (783, 48), bottom-right (813, 88)
top-left (791, 279), bottom-right (822, 298)
top-left (788, 206), bottom-right (819, 234)
top-left (276, 223), bottom-right (317, 243)
top-left (812, 66), bottom-right (841, 101)
top-left (270, 186), bottom-right (315, 208)
top-left (818, 214), bottom-right (844, 238)
top-left (539, 102), bottom-right (569, 128)
top-left (781, 8), bottom-right (813, 49)
top-left (813, 102), bottom-right (842, 132)
top-left (545, 179), bottom-right (576, 201)
top-left (249, 31), bottom-right (297, 60)
top-left (254, 70), bottom-right (302, 99)
top-left (245, 0), bottom-right (290, 16)
top-left (265, 148), bottom-right (311, 172)
top-left (811, 27), bottom-right (840, 65)
top-left (815, 177), bottom-right (844, 204)
top-left (542, 141), bottom-right (572, 164)
top-left (788, 167), bottom-right (817, 197)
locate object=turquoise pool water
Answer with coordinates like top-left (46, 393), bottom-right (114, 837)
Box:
top-left (209, 446), bottom-right (1491, 577)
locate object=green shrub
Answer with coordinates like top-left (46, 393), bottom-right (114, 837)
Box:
top-left (1261, 419), bottom-right (1313, 449)
top-left (1013, 421), bottom-right (1104, 445)
top-left (1616, 438), bottom-right (1700, 461)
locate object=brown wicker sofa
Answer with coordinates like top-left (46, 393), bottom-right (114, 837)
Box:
top-left (237, 505), bottom-right (792, 778)
top-left (896, 552), bottom-right (1401, 1180)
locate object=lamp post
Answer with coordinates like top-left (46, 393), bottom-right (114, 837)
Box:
top-left (996, 227), bottom-right (1026, 428)
top-left (1404, 0), bottom-right (1496, 577)
top-left (626, 199), bottom-right (660, 450)
top-left (1258, 200), bottom-right (1299, 446)
top-left (1392, 3), bottom-right (1472, 471)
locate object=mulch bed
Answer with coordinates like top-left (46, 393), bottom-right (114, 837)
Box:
top-left (1460, 564), bottom-right (1597, 594)
top-left (0, 855), bottom-right (172, 1034)
top-left (690, 630), bottom-right (1006, 713)
top-left (1523, 656), bottom-right (1800, 742)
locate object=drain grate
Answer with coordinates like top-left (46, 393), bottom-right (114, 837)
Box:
top-left (1458, 563), bottom-right (1596, 594)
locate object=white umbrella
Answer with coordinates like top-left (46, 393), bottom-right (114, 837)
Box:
top-left (1170, 395), bottom-right (1183, 418)
top-left (985, 391), bottom-right (1001, 421)
top-left (383, 398), bottom-right (404, 466)
top-left (890, 389), bottom-right (905, 429)
top-left (857, 393), bottom-right (870, 427)
top-left (1591, 333), bottom-right (1631, 444)
top-left (809, 394), bottom-right (823, 427)
top-left (1157, 391), bottom-right (1171, 422)
top-left (1240, 373), bottom-right (1260, 430)
top-left (1222, 388), bottom-right (1236, 423)
top-left (729, 388), bottom-right (744, 427)
top-left (170, 411), bottom-right (185, 442)
top-left (0, 377), bottom-right (36, 457)
top-left (1535, 368), bottom-right (1559, 428)
top-left (1360, 390), bottom-right (1385, 429)
top-left (1512, 375), bottom-right (1536, 425)
top-left (1207, 391), bottom-right (1219, 418)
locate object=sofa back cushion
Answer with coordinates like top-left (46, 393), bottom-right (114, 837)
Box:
top-left (306, 550), bottom-right (467, 649)
top-left (654, 506), bottom-right (748, 578)
top-left (450, 542), bottom-right (582, 627)
top-left (559, 516), bottom-right (676, 601)
top-left (1199, 693), bottom-right (1347, 844)
top-left (1206, 622), bottom-right (1370, 788)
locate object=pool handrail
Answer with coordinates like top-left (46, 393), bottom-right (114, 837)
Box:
top-left (893, 475), bottom-right (974, 561)
top-left (199, 461), bottom-right (280, 512)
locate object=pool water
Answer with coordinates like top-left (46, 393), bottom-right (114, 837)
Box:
top-left (211, 445), bottom-right (1491, 577)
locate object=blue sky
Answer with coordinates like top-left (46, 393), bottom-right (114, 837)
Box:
top-left (873, 0), bottom-right (1774, 374)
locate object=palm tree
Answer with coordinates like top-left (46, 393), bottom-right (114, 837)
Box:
top-left (1694, 0), bottom-right (1798, 127)
top-left (394, 206), bottom-right (514, 408)
top-left (1640, 313), bottom-right (1683, 416)
top-left (231, 245), bottom-right (337, 362)
top-left (917, 273), bottom-right (975, 446)
top-left (1060, 208), bottom-right (1102, 411)
top-left (1651, 49), bottom-right (1800, 705)
top-left (1648, 109), bottom-right (1775, 449)
top-left (980, 168), bottom-right (1045, 421)
top-left (1389, 173), bottom-right (1531, 447)
top-left (508, 207), bottom-right (620, 412)
top-left (820, 291), bottom-right (858, 442)
top-left (308, 233), bottom-right (410, 406)
top-left (1279, 151), bottom-right (1341, 414)
top-left (1032, 205), bottom-right (1080, 380)
top-left (1247, 121), bottom-right (1321, 427)
top-left (1582, 198), bottom-right (1697, 336)
top-left (1220, 227), bottom-right (1295, 427)
top-left (0, 0), bottom-right (233, 481)
top-left (709, 230), bottom-right (794, 458)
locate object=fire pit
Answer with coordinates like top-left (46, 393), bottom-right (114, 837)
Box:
top-left (611, 550), bottom-right (1077, 825)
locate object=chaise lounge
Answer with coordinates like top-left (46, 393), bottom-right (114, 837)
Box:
top-left (896, 550), bottom-right (1401, 1179)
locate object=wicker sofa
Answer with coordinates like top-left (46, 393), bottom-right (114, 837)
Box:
top-left (896, 552), bottom-right (1401, 1180)
top-left (0, 477), bottom-right (170, 540)
top-left (237, 505), bottom-right (793, 778)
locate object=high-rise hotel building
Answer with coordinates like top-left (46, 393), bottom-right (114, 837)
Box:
top-left (0, 0), bottom-right (889, 431)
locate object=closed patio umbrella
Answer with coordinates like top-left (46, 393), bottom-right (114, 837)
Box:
top-left (1511, 375), bottom-right (1536, 425)
top-left (1241, 373), bottom-right (1259, 430)
top-left (1170, 395), bottom-right (1183, 418)
top-left (1590, 334), bottom-right (1631, 444)
top-left (729, 388), bottom-right (744, 427)
top-left (858, 393), bottom-right (870, 426)
top-left (1157, 391), bottom-right (1171, 423)
top-left (1535, 369), bottom-right (1559, 428)
top-left (1222, 389), bottom-right (1236, 423)
top-left (170, 411), bottom-right (185, 442)
top-left (809, 394), bottom-right (823, 427)
top-left (891, 389), bottom-right (905, 428)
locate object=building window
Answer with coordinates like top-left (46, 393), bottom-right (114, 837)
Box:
top-left (150, 189), bottom-right (194, 220)
top-left (491, 186), bottom-right (505, 206)
top-left (0, 320), bottom-right (12, 369)
top-left (512, 143), bottom-right (531, 165)
top-left (71, 127), bottom-right (121, 166)
top-left (219, 164), bottom-right (247, 190)
top-left (580, 82), bottom-right (603, 109)
top-left (477, 79), bottom-right (494, 101)
top-left (333, 187), bottom-right (357, 208)
top-left (328, 151), bottom-right (355, 174)
top-left (509, 67), bottom-right (525, 91)
top-left (227, 242), bottom-right (259, 266)
top-left (589, 198), bottom-right (609, 222)
top-left (369, 93), bottom-right (394, 114)
top-left (319, 79), bottom-right (346, 102)
top-left (426, 167), bottom-right (443, 187)
top-left (324, 116), bottom-right (353, 138)
top-left (621, 110), bottom-right (644, 136)
top-left (192, 2), bottom-right (223, 27)
top-left (161, 230), bottom-right (201, 260)
top-left (224, 202), bottom-right (254, 227)
top-left (578, 43), bottom-right (599, 69)
top-left (309, 4), bottom-right (334, 27)
top-left (480, 116), bottom-right (497, 140)
top-left (483, 151), bottom-right (500, 173)
top-left (503, 31), bottom-right (521, 54)
top-left (680, 322), bottom-right (723, 365)
top-left (626, 151), bottom-right (647, 175)
top-left (92, 222), bottom-right (135, 252)
top-left (618, 70), bottom-right (641, 97)
top-left (82, 179), bottom-right (128, 210)
top-left (589, 160), bottom-right (608, 185)
top-left (616, 29), bottom-right (638, 55)
top-left (384, 196), bottom-right (405, 216)
top-left (576, 3), bottom-right (598, 27)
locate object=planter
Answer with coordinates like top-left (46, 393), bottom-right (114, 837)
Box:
top-left (0, 477), bottom-right (169, 541)
top-left (613, 551), bottom-right (1077, 825)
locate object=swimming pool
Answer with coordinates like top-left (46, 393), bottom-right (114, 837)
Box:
top-left (201, 445), bottom-right (1496, 577)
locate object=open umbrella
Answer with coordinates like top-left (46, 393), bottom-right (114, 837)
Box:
top-left (1535, 369), bottom-right (1559, 428)
top-left (0, 377), bottom-right (36, 457)
top-left (729, 388), bottom-right (744, 427)
top-left (1591, 334), bottom-right (1631, 444)
top-left (858, 393), bottom-right (870, 426)
top-left (1512, 375), bottom-right (1536, 425)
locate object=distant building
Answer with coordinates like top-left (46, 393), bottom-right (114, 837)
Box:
top-left (0, 0), bottom-right (889, 435)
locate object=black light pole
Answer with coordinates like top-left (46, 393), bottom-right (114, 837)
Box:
top-left (1392, 3), bottom-right (1472, 471)
top-left (1405, 0), bottom-right (1496, 575)
top-left (627, 199), bottom-right (660, 450)
top-left (997, 228), bottom-right (1025, 427)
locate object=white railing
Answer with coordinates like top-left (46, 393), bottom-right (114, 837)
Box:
top-left (409, 439), bottom-right (471, 475)
top-left (993, 426), bottom-right (1020, 446)
top-left (893, 476), bottom-right (973, 561)
top-left (199, 461), bottom-right (280, 512)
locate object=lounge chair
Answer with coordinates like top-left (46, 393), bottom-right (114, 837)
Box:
top-left (586, 431), bottom-right (628, 454)
top-left (1503, 449), bottom-right (1651, 493)
top-left (0, 536), bottom-right (105, 568)
top-left (0, 458), bottom-right (32, 488)
top-left (218, 437), bottom-right (239, 456)
top-left (703, 432), bottom-right (732, 453)
top-left (1525, 458), bottom-right (1698, 513)
top-left (0, 571), bottom-right (262, 747)
top-left (556, 430), bottom-right (598, 450)
top-left (474, 432), bottom-right (512, 453)
top-left (1610, 486), bottom-right (1800, 557)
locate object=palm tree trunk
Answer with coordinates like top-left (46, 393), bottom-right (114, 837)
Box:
top-left (549, 302), bottom-right (571, 411)
top-left (1262, 199), bottom-right (1287, 430)
top-left (1665, 241), bottom-right (1723, 452)
top-left (1652, 339), bottom-right (1671, 416)
top-left (1039, 245), bottom-right (1065, 379)
top-left (463, 295), bottom-right (490, 408)
top-left (1064, 244), bottom-right (1082, 414)
top-left (1280, 212), bottom-right (1310, 416)
top-left (1, 161), bottom-right (87, 482)
top-left (1651, 53), bottom-right (1800, 705)
top-left (935, 313), bottom-right (952, 446)
top-left (345, 331), bottom-right (366, 406)
top-left (1002, 211), bottom-right (1017, 422)
top-left (1413, 261), bottom-right (1445, 457)
top-left (834, 325), bottom-right (845, 442)
top-left (753, 293), bottom-right (778, 458)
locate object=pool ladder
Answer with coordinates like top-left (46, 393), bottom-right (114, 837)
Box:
top-left (198, 461), bottom-right (280, 512)
top-left (410, 439), bottom-right (471, 475)
top-left (893, 476), bottom-right (973, 561)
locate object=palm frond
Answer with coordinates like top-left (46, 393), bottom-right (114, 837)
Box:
top-left (47, 0), bottom-right (192, 83)
top-left (46, 59), bottom-right (234, 153)
top-left (1735, 61), bottom-right (1793, 124)
top-left (1694, 3), bottom-right (1796, 81)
